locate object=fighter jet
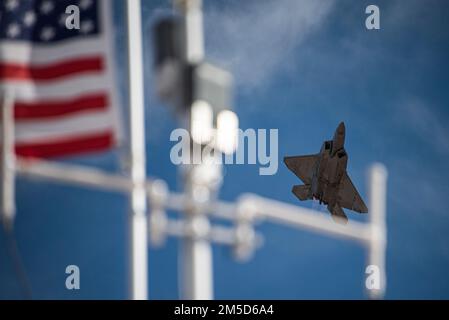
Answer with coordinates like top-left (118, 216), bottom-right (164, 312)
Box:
top-left (284, 122), bottom-right (368, 224)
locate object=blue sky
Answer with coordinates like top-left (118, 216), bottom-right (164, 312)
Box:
top-left (1, 0), bottom-right (449, 299)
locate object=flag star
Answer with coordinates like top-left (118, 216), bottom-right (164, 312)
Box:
top-left (5, 0), bottom-right (19, 11)
top-left (7, 23), bottom-right (21, 38)
top-left (23, 11), bottom-right (37, 27)
top-left (79, 0), bottom-right (93, 10)
top-left (40, 27), bottom-right (55, 41)
top-left (80, 20), bottom-right (94, 34)
top-left (40, 1), bottom-right (54, 15)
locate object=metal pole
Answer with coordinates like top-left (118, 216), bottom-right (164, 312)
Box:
top-left (125, 0), bottom-right (148, 300)
top-left (174, 0), bottom-right (215, 300)
top-left (241, 194), bottom-right (372, 244)
top-left (1, 91), bottom-right (16, 230)
top-left (366, 163), bottom-right (388, 299)
top-left (181, 157), bottom-right (221, 300)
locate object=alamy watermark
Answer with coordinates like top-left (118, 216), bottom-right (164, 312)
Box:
top-left (65, 265), bottom-right (80, 290)
top-left (365, 264), bottom-right (381, 291)
top-left (170, 128), bottom-right (279, 176)
top-left (365, 5), bottom-right (380, 30)
top-left (65, 5), bottom-right (81, 30)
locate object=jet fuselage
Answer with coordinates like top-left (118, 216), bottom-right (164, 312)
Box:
top-left (311, 122), bottom-right (348, 209)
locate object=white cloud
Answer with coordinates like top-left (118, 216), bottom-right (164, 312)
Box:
top-left (204, 0), bottom-right (335, 91)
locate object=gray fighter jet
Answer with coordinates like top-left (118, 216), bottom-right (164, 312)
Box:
top-left (284, 122), bottom-right (368, 224)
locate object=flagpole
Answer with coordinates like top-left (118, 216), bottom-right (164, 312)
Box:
top-left (125, 0), bottom-right (148, 300)
top-left (1, 91), bottom-right (16, 230)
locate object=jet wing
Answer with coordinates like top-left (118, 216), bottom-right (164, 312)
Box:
top-left (284, 155), bottom-right (318, 185)
top-left (338, 172), bottom-right (368, 213)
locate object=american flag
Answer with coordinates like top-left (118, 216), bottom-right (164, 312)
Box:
top-left (0, 0), bottom-right (121, 158)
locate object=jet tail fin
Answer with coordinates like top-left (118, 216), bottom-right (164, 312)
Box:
top-left (328, 204), bottom-right (348, 225)
top-left (292, 185), bottom-right (310, 201)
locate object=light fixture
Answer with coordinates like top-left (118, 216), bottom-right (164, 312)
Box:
top-left (216, 110), bottom-right (239, 155)
top-left (191, 100), bottom-right (213, 145)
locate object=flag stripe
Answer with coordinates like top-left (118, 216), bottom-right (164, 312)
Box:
top-left (0, 56), bottom-right (104, 81)
top-left (0, 74), bottom-right (109, 101)
top-left (0, 38), bottom-right (106, 64)
top-left (15, 93), bottom-right (108, 119)
top-left (15, 110), bottom-right (116, 143)
top-left (15, 131), bottom-right (114, 159)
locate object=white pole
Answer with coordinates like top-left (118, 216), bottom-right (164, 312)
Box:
top-left (125, 0), bottom-right (148, 300)
top-left (1, 91), bottom-right (16, 230)
top-left (174, 0), bottom-right (214, 300)
top-left (367, 163), bottom-right (388, 299)
top-left (241, 194), bottom-right (371, 244)
top-left (181, 158), bottom-right (220, 300)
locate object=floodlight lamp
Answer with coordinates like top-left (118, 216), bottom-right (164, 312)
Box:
top-left (216, 110), bottom-right (239, 155)
top-left (191, 100), bottom-right (214, 145)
